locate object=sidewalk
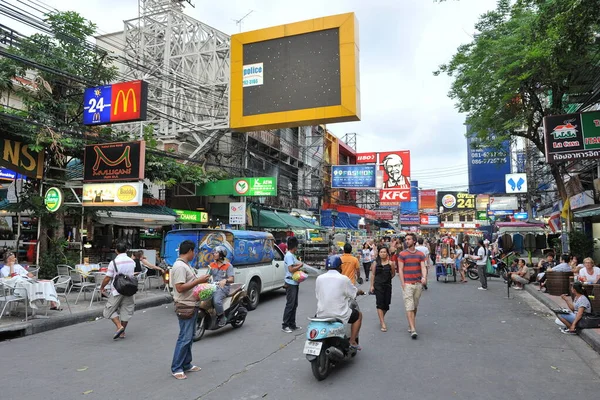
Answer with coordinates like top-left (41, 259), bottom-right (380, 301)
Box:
top-left (0, 286), bottom-right (172, 340)
top-left (523, 284), bottom-right (600, 353)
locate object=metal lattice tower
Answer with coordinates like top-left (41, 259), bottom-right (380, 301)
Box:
top-left (122, 0), bottom-right (230, 158)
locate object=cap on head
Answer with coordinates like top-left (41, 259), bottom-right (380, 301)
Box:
top-left (326, 255), bottom-right (342, 270)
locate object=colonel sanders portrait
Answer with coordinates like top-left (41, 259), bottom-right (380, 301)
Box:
top-left (382, 153), bottom-right (410, 189)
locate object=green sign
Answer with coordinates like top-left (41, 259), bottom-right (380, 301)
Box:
top-left (174, 209), bottom-right (208, 223)
top-left (476, 210), bottom-right (488, 221)
top-left (44, 187), bottom-right (63, 213)
top-left (234, 177), bottom-right (277, 196)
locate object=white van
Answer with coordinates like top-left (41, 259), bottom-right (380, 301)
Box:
top-left (163, 229), bottom-right (286, 310)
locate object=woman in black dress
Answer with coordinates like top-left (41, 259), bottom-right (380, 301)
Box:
top-left (370, 246), bottom-right (395, 332)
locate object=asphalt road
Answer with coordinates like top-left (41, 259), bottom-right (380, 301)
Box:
top-left (2, 272), bottom-right (600, 400)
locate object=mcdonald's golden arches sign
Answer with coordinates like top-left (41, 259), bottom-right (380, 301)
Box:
top-left (83, 80), bottom-right (148, 125)
top-left (83, 141), bottom-right (145, 182)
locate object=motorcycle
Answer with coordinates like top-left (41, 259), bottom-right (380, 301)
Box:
top-left (465, 255), bottom-right (511, 281)
top-left (193, 282), bottom-right (249, 341)
top-left (304, 296), bottom-right (363, 381)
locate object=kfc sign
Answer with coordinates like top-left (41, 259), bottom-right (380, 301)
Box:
top-left (356, 152), bottom-right (377, 164)
top-left (379, 189), bottom-right (411, 202)
top-left (379, 151), bottom-right (411, 189)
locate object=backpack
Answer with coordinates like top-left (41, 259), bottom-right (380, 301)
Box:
top-left (111, 260), bottom-right (138, 297)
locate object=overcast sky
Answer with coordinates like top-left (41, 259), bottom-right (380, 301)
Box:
top-left (2, 0), bottom-right (499, 190)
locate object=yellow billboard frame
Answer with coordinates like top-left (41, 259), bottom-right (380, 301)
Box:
top-left (230, 12), bottom-right (360, 131)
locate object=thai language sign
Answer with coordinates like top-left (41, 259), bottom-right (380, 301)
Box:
top-left (331, 165), bottom-right (377, 189)
top-left (544, 110), bottom-right (600, 163)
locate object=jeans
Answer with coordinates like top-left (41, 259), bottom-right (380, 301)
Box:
top-left (282, 284), bottom-right (299, 329)
top-left (171, 307), bottom-right (198, 374)
top-left (213, 286), bottom-right (230, 316)
top-left (477, 264), bottom-right (487, 289)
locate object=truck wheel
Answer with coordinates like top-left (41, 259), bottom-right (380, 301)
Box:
top-left (247, 280), bottom-right (260, 310)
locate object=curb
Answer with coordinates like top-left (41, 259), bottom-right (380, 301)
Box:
top-left (524, 285), bottom-right (600, 354)
top-left (0, 293), bottom-right (173, 339)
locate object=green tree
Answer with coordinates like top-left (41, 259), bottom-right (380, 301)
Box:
top-left (435, 0), bottom-right (600, 201)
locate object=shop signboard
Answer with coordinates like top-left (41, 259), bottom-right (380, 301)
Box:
top-left (356, 152), bottom-right (377, 164)
top-left (83, 80), bottom-right (148, 125)
top-left (489, 196), bottom-right (518, 211)
top-left (569, 190), bottom-right (595, 210)
top-left (476, 194), bottom-right (490, 210)
top-left (83, 141), bottom-right (146, 182)
top-left (441, 222), bottom-right (479, 229)
top-left (234, 177), bottom-right (277, 196)
top-left (467, 134), bottom-right (511, 194)
top-left (0, 138), bottom-right (44, 179)
top-left (505, 173), bottom-right (528, 194)
top-left (174, 209), bottom-right (208, 224)
top-left (419, 189), bottom-right (437, 212)
top-left (82, 181), bottom-right (143, 206)
top-left (476, 210), bottom-right (488, 220)
top-left (375, 209), bottom-right (394, 220)
top-left (420, 215), bottom-right (439, 225)
top-left (0, 168), bottom-right (18, 180)
top-left (400, 181), bottom-right (419, 214)
top-left (44, 187), bottom-right (62, 213)
top-left (229, 202), bottom-right (246, 224)
top-left (399, 215), bottom-right (420, 225)
top-left (514, 212), bottom-right (528, 220)
top-left (331, 165), bottom-right (376, 189)
top-left (437, 192), bottom-right (476, 212)
top-left (544, 110), bottom-right (600, 163)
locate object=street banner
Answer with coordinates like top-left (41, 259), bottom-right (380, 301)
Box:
top-left (467, 133), bottom-right (511, 194)
top-left (331, 165), bottom-right (377, 189)
top-left (476, 194), bottom-right (490, 210)
top-left (0, 138), bottom-right (44, 179)
top-left (399, 215), bottom-right (420, 225)
top-left (356, 152), bottom-right (377, 164)
top-left (83, 141), bottom-right (145, 182)
top-left (234, 177), bottom-right (277, 196)
top-left (82, 182), bottom-right (143, 206)
top-left (420, 214), bottom-right (439, 225)
top-left (489, 196), bottom-right (518, 211)
top-left (544, 110), bottom-right (600, 163)
top-left (229, 202), bottom-right (246, 224)
top-left (83, 80), bottom-right (148, 125)
top-left (419, 189), bottom-right (437, 211)
top-left (374, 209), bottom-right (394, 220)
top-left (437, 191), bottom-right (476, 212)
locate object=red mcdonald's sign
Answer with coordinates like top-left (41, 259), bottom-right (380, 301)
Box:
top-left (110, 80), bottom-right (148, 123)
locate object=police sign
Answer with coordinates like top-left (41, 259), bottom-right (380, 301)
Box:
top-left (83, 80), bottom-right (148, 125)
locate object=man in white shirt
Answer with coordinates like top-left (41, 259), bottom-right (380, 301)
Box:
top-left (468, 239), bottom-right (488, 290)
top-left (415, 238), bottom-right (431, 290)
top-left (316, 255), bottom-right (363, 349)
top-left (100, 242), bottom-right (137, 340)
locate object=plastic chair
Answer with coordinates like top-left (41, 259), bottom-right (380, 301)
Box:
top-left (0, 281), bottom-right (29, 321)
top-left (87, 272), bottom-right (107, 308)
top-left (51, 275), bottom-right (72, 314)
top-left (27, 267), bottom-right (39, 279)
top-left (57, 264), bottom-right (71, 276)
top-left (136, 268), bottom-right (148, 294)
top-left (71, 270), bottom-right (95, 304)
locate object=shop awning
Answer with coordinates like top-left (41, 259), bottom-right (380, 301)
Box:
top-left (93, 205), bottom-right (178, 228)
top-left (573, 204), bottom-right (600, 218)
top-left (255, 210), bottom-right (288, 229)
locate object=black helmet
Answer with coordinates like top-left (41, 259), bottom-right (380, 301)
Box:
top-left (213, 245), bottom-right (228, 260)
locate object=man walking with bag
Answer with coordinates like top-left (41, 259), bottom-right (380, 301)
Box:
top-left (101, 242), bottom-right (137, 340)
top-left (171, 240), bottom-right (210, 380)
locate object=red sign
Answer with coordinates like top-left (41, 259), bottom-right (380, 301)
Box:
top-left (356, 152), bottom-right (377, 164)
top-left (379, 150), bottom-right (411, 189)
top-left (419, 189), bottom-right (437, 210)
top-left (111, 80), bottom-right (148, 123)
top-left (420, 214), bottom-right (429, 224)
top-left (143, 197), bottom-right (166, 206)
top-left (375, 209), bottom-right (394, 220)
top-left (379, 189), bottom-right (411, 204)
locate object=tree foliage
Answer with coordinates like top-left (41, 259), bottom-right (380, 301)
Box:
top-left (435, 0), bottom-right (600, 200)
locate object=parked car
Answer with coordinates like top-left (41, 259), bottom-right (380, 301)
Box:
top-left (162, 229), bottom-right (286, 310)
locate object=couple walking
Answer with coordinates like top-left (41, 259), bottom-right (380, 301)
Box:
top-left (369, 233), bottom-right (428, 338)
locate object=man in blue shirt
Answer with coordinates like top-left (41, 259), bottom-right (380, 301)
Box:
top-left (282, 236), bottom-right (304, 333)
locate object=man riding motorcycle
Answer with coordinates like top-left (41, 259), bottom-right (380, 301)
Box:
top-left (208, 246), bottom-right (235, 327)
top-left (315, 255), bottom-right (364, 349)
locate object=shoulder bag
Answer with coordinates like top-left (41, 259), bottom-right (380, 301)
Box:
top-left (111, 260), bottom-right (139, 297)
top-left (173, 258), bottom-right (198, 319)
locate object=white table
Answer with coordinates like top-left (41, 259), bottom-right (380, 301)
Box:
top-left (75, 264), bottom-right (101, 276)
top-left (3, 277), bottom-right (60, 309)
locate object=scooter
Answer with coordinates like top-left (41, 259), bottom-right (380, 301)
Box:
top-left (193, 282), bottom-right (249, 341)
top-left (465, 256), bottom-right (510, 281)
top-left (304, 297), bottom-right (362, 381)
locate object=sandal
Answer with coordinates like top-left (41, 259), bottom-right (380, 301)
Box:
top-left (349, 344), bottom-right (362, 351)
top-left (185, 365), bottom-right (201, 372)
top-left (380, 326), bottom-right (387, 332)
top-left (113, 327), bottom-right (125, 340)
top-left (172, 372), bottom-right (187, 380)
